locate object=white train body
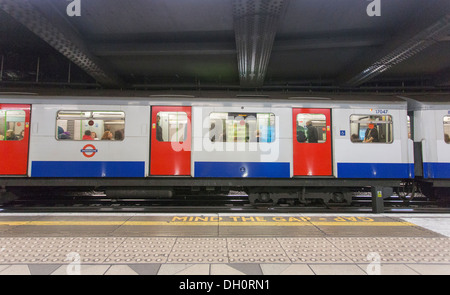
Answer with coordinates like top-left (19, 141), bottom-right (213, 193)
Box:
top-left (406, 96), bottom-right (450, 179)
top-left (0, 94), bottom-right (447, 185)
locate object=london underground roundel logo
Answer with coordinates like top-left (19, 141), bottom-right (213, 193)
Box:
top-left (81, 144), bottom-right (98, 158)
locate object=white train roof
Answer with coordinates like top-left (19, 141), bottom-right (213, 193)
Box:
top-left (0, 91), bottom-right (412, 109)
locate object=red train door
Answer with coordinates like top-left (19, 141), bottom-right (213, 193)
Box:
top-left (292, 108), bottom-right (332, 176)
top-left (0, 104), bottom-right (31, 175)
top-left (150, 106), bottom-right (191, 175)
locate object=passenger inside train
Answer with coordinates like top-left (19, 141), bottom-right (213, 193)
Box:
top-left (0, 110), bottom-right (25, 141)
top-left (82, 130), bottom-right (93, 140)
top-left (56, 110), bottom-right (125, 141)
top-left (363, 123), bottom-right (379, 143)
top-left (101, 131), bottom-right (113, 140)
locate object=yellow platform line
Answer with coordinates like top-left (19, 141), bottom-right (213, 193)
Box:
top-left (0, 221), bottom-right (416, 227)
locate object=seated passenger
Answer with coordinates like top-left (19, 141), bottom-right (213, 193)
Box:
top-left (101, 130), bottom-right (113, 140)
top-left (17, 130), bottom-right (25, 140)
top-left (114, 130), bottom-right (124, 140)
top-left (82, 130), bottom-right (93, 140)
top-left (91, 131), bottom-right (98, 140)
top-left (58, 126), bottom-right (65, 139)
top-left (60, 131), bottom-right (71, 139)
top-left (363, 124), bottom-right (379, 143)
top-left (351, 134), bottom-right (362, 142)
top-left (445, 133), bottom-right (450, 144)
top-left (6, 130), bottom-right (18, 140)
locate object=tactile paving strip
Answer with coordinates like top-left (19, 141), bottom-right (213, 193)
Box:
top-left (48, 237), bottom-right (125, 264)
top-left (227, 238), bottom-right (289, 263)
top-left (279, 237), bottom-right (351, 263)
top-left (106, 237), bottom-right (176, 264)
top-left (328, 237), bottom-right (450, 263)
top-left (167, 238), bottom-right (228, 263)
top-left (0, 237), bottom-right (74, 264)
top-left (1, 237), bottom-right (450, 265)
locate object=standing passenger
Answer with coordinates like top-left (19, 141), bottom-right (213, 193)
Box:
top-left (156, 115), bottom-right (163, 141)
top-left (306, 121), bottom-right (318, 143)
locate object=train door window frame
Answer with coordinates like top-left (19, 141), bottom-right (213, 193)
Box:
top-left (444, 115), bottom-right (450, 144)
top-left (349, 114), bottom-right (393, 144)
top-left (56, 110), bottom-right (125, 141)
top-left (295, 113), bottom-right (327, 143)
top-left (0, 109), bottom-right (26, 141)
top-left (155, 111), bottom-right (188, 142)
top-left (407, 111), bottom-right (414, 141)
top-left (0, 110), bottom-right (4, 141)
top-left (209, 112), bottom-right (275, 143)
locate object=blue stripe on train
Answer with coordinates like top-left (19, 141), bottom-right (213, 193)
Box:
top-left (31, 161), bottom-right (145, 177)
top-left (195, 161), bottom-right (290, 178)
top-left (423, 162), bottom-right (450, 179)
top-left (337, 163), bottom-right (414, 179)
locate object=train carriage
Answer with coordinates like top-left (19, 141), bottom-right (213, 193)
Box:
top-left (0, 93), bottom-right (448, 206)
top-left (403, 95), bottom-right (450, 198)
top-left (29, 103), bottom-right (149, 178)
top-left (404, 95), bottom-right (450, 179)
top-left (331, 100), bottom-right (413, 180)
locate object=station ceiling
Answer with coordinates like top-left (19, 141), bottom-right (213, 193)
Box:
top-left (0, 0), bottom-right (450, 94)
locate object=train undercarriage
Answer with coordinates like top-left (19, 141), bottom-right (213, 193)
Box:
top-left (1, 177), bottom-right (449, 212)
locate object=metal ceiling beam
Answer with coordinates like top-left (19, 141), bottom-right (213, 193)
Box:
top-left (89, 34), bottom-right (384, 57)
top-left (343, 14), bottom-right (450, 87)
top-left (233, 0), bottom-right (288, 88)
top-left (0, 0), bottom-right (123, 88)
top-left (90, 42), bottom-right (237, 57)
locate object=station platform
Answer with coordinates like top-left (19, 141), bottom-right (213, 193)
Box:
top-left (0, 213), bottom-right (449, 276)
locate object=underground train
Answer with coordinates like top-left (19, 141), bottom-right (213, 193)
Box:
top-left (0, 93), bottom-right (449, 204)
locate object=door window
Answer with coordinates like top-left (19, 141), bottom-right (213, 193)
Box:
top-left (0, 110), bottom-right (26, 141)
top-left (155, 111), bottom-right (188, 142)
top-left (296, 113), bottom-right (326, 143)
top-left (209, 112), bottom-right (275, 143)
top-left (444, 115), bottom-right (450, 144)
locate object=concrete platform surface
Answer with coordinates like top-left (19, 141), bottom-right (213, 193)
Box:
top-left (0, 213), bottom-right (448, 275)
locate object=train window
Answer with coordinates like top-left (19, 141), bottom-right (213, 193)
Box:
top-left (209, 112), bottom-right (275, 143)
top-left (56, 111), bottom-right (125, 141)
top-left (349, 115), bottom-right (393, 143)
top-left (296, 114), bottom-right (326, 143)
top-left (156, 111), bottom-right (188, 142)
top-left (444, 116), bottom-right (450, 144)
top-left (0, 110), bottom-right (25, 141)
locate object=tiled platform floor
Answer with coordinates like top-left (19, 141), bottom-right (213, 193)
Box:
top-left (0, 213), bottom-right (449, 275)
top-left (1, 262), bottom-right (450, 275)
